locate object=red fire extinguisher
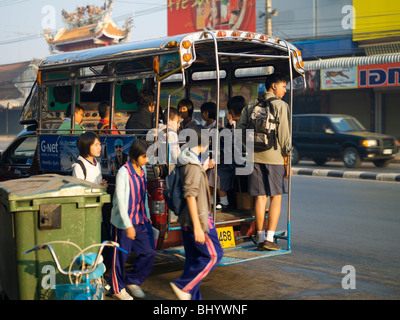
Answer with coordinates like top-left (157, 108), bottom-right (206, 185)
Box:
top-left (150, 179), bottom-right (167, 224)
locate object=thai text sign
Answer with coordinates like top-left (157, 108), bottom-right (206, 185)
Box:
top-left (358, 63), bottom-right (400, 88)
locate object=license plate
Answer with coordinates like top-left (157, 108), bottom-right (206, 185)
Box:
top-left (217, 226), bottom-right (235, 249)
top-left (383, 149), bottom-right (392, 155)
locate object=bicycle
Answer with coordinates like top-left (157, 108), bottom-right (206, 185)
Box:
top-left (24, 240), bottom-right (127, 300)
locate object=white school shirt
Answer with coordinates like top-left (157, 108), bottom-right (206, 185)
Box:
top-left (72, 155), bottom-right (103, 184)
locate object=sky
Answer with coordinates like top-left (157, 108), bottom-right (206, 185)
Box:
top-left (0, 0), bottom-right (167, 65)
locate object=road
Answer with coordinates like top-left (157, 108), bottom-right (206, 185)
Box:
top-left (138, 175), bottom-right (400, 301)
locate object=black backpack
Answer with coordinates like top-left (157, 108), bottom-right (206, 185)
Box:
top-left (75, 159), bottom-right (87, 180)
top-left (247, 97), bottom-right (279, 152)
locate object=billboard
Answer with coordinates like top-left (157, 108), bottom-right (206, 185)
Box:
top-left (167, 0), bottom-right (256, 36)
top-left (353, 0), bottom-right (400, 41)
top-left (321, 67), bottom-right (358, 90)
top-left (358, 63), bottom-right (400, 88)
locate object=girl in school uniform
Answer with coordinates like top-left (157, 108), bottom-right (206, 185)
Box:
top-left (72, 131), bottom-right (107, 187)
top-left (109, 139), bottom-right (156, 300)
top-left (72, 131), bottom-right (110, 269)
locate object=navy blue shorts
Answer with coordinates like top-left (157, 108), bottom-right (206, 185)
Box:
top-left (248, 163), bottom-right (287, 196)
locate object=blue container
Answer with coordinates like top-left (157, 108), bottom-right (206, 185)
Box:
top-left (54, 283), bottom-right (104, 300)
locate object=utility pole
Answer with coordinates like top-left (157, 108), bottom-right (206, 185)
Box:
top-left (265, 0), bottom-right (272, 35)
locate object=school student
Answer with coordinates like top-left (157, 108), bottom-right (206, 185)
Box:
top-left (212, 95), bottom-right (247, 210)
top-left (170, 124), bottom-right (223, 300)
top-left (72, 131), bottom-right (107, 187)
top-left (158, 107), bottom-right (181, 165)
top-left (109, 139), bottom-right (156, 300)
top-left (57, 103), bottom-right (85, 134)
top-left (97, 101), bottom-right (119, 135)
top-left (178, 98), bottom-right (198, 130)
top-left (236, 73), bottom-right (292, 251)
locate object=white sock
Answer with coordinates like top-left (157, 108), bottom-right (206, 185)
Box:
top-left (219, 195), bottom-right (228, 206)
top-left (257, 230), bottom-right (265, 243)
top-left (266, 230), bottom-right (275, 242)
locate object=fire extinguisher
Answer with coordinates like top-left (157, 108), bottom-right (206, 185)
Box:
top-left (149, 179), bottom-right (167, 249)
top-left (150, 179), bottom-right (167, 224)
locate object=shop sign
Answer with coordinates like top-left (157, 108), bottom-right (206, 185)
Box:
top-left (358, 63), bottom-right (400, 88)
top-left (321, 67), bottom-right (358, 90)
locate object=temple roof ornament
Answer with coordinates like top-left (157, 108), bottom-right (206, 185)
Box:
top-left (44, 0), bottom-right (132, 53)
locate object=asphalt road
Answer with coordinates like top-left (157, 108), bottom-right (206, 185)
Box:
top-left (138, 175), bottom-right (400, 301)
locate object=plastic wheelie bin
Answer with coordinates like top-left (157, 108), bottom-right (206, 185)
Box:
top-left (0, 174), bottom-right (110, 300)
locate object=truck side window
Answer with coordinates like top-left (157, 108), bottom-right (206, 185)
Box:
top-left (6, 137), bottom-right (38, 165)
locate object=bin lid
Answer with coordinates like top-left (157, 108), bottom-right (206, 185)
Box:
top-left (0, 174), bottom-right (106, 201)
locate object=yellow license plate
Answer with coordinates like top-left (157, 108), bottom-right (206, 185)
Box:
top-left (217, 226), bottom-right (235, 249)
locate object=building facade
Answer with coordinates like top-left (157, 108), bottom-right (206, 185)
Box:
top-left (264, 0), bottom-right (400, 139)
top-left (166, 0), bottom-right (400, 139)
top-left (0, 60), bottom-right (38, 135)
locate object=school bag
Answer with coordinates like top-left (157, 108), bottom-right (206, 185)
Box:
top-left (163, 166), bottom-right (186, 216)
top-left (247, 96), bottom-right (279, 152)
top-left (75, 159), bottom-right (87, 180)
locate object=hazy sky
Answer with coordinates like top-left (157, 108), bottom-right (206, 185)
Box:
top-left (0, 0), bottom-right (167, 65)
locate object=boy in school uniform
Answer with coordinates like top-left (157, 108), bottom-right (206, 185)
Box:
top-left (97, 101), bottom-right (119, 135)
top-left (57, 103), bottom-right (85, 134)
top-left (170, 124), bottom-right (223, 300)
top-left (236, 73), bottom-right (292, 251)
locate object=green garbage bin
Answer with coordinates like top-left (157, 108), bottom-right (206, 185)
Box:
top-left (0, 174), bottom-right (110, 300)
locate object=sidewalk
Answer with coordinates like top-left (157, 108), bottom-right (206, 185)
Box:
top-left (294, 151), bottom-right (400, 183)
top-left (393, 152), bottom-right (400, 164)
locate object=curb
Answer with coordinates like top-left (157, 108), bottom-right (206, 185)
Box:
top-left (293, 168), bottom-right (400, 182)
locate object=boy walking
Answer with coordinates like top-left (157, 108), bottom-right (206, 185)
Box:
top-left (170, 125), bottom-right (223, 300)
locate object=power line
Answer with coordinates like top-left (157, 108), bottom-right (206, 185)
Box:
top-left (0, 0), bottom-right (30, 8)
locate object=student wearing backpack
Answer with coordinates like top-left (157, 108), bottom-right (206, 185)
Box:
top-left (236, 73), bottom-right (292, 251)
top-left (97, 101), bottom-right (119, 135)
top-left (170, 124), bottom-right (223, 300)
top-left (72, 131), bottom-right (107, 187)
top-left (72, 132), bottom-right (110, 266)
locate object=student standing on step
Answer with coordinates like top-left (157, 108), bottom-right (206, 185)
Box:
top-left (237, 73), bottom-right (292, 251)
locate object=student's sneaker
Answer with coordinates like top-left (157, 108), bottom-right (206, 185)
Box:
top-left (112, 288), bottom-right (134, 300)
top-left (262, 240), bottom-right (281, 251)
top-left (126, 284), bottom-right (145, 298)
top-left (216, 203), bottom-right (229, 211)
top-left (257, 242), bottom-right (267, 251)
top-left (170, 282), bottom-right (191, 300)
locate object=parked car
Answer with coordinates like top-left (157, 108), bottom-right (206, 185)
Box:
top-left (0, 125), bottom-right (38, 181)
top-left (291, 114), bottom-right (399, 168)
